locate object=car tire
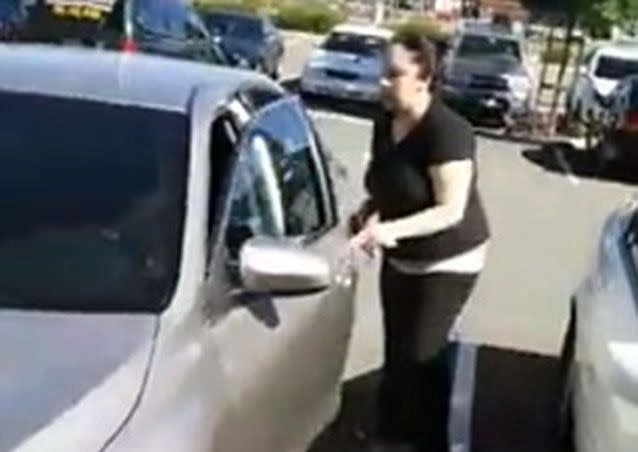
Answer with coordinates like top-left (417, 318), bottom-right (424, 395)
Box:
top-left (557, 300), bottom-right (576, 452)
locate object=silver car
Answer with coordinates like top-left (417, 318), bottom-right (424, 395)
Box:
top-left (300, 24), bottom-right (392, 104)
top-left (1, 45), bottom-right (357, 452)
top-left (560, 197), bottom-right (638, 452)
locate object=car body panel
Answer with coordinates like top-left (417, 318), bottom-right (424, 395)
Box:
top-left (4, 312), bottom-right (156, 451)
top-left (572, 201), bottom-right (638, 452)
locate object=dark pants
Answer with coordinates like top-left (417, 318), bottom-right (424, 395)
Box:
top-left (376, 260), bottom-right (478, 451)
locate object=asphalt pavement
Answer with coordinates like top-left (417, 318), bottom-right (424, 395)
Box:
top-left (279, 31), bottom-right (637, 452)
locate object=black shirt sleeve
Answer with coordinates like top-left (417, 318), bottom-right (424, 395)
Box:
top-left (426, 106), bottom-right (476, 165)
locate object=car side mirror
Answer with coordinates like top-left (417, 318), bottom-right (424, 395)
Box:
top-left (239, 236), bottom-right (331, 295)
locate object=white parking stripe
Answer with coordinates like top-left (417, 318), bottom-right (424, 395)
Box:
top-left (554, 146), bottom-right (581, 186)
top-left (449, 342), bottom-right (478, 452)
top-left (308, 110), bottom-right (372, 127)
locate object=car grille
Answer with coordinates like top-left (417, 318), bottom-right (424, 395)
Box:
top-left (469, 74), bottom-right (509, 91)
top-left (325, 69), bottom-right (359, 81)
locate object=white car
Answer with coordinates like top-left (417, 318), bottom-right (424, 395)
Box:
top-left (566, 43), bottom-right (638, 125)
top-left (300, 23), bottom-right (392, 104)
top-left (0, 46), bottom-right (357, 452)
top-left (560, 197), bottom-right (638, 452)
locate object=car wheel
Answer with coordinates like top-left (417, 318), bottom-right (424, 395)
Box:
top-left (557, 300), bottom-right (576, 451)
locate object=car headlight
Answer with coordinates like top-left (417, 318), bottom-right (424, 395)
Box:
top-left (504, 74), bottom-right (531, 100)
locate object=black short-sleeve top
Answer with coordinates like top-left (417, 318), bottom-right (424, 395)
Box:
top-left (364, 99), bottom-right (490, 262)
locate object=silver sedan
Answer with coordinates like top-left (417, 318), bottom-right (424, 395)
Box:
top-left (1, 46), bottom-right (357, 452)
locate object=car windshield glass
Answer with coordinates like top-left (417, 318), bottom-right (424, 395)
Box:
top-left (322, 32), bottom-right (385, 57)
top-left (0, 1), bottom-right (19, 17)
top-left (595, 56), bottom-right (638, 80)
top-left (0, 91), bottom-right (189, 312)
top-left (457, 34), bottom-right (521, 60)
top-left (205, 13), bottom-right (262, 37)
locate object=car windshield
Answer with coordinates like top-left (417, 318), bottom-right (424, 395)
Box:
top-left (205, 13), bottom-right (263, 37)
top-left (322, 32), bottom-right (385, 57)
top-left (0, 0), bottom-right (19, 17)
top-left (457, 34), bottom-right (521, 60)
top-left (0, 91), bottom-right (189, 312)
top-left (595, 55), bottom-right (638, 80)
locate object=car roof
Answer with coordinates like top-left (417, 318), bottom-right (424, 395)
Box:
top-left (596, 42), bottom-right (638, 59)
top-left (0, 44), bottom-right (272, 112)
top-left (330, 23), bottom-right (393, 40)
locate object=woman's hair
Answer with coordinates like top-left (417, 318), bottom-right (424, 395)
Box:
top-left (391, 31), bottom-right (438, 81)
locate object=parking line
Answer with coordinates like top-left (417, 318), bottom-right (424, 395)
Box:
top-left (554, 147), bottom-right (581, 186)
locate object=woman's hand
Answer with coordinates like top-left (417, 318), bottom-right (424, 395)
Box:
top-left (349, 214), bottom-right (398, 256)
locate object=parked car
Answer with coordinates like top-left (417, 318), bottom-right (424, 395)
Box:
top-left (300, 23), bottom-right (392, 104)
top-left (440, 25), bottom-right (533, 126)
top-left (17, 0), bottom-right (230, 66)
top-left (566, 43), bottom-right (638, 127)
top-left (559, 197), bottom-right (638, 452)
top-left (0, 45), bottom-right (357, 452)
top-left (0, 0), bottom-right (26, 41)
top-left (201, 9), bottom-right (284, 79)
top-left (593, 75), bottom-right (638, 169)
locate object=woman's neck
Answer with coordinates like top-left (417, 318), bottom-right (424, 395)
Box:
top-left (396, 94), bottom-right (432, 124)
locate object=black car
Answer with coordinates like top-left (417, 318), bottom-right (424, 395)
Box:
top-left (201, 10), bottom-right (284, 79)
top-left (15, 0), bottom-right (229, 66)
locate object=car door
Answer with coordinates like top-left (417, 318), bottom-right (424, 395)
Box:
top-left (207, 96), bottom-right (356, 452)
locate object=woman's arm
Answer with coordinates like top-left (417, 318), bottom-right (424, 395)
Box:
top-left (374, 159), bottom-right (473, 243)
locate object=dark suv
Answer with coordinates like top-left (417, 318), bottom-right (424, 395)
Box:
top-left (17, 0), bottom-right (229, 65)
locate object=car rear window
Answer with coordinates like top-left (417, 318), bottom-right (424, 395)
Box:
top-left (0, 91), bottom-right (189, 312)
top-left (595, 55), bottom-right (638, 80)
top-left (322, 32), bottom-right (386, 57)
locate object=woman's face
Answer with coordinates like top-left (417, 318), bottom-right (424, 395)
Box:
top-left (380, 43), bottom-right (431, 112)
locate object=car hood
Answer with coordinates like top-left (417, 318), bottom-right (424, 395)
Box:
top-left (449, 55), bottom-right (525, 77)
top-left (1, 310), bottom-right (157, 452)
top-left (306, 49), bottom-right (382, 78)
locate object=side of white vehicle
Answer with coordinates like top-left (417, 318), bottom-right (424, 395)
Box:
top-left (567, 45), bottom-right (638, 125)
top-left (562, 203), bottom-right (638, 452)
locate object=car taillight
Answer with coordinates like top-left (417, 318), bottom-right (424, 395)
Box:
top-left (121, 37), bottom-right (137, 53)
top-left (624, 111), bottom-right (638, 131)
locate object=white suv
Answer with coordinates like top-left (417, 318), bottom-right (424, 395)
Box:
top-left (566, 43), bottom-right (638, 125)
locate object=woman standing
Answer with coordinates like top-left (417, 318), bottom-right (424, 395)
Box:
top-left (350, 32), bottom-right (490, 452)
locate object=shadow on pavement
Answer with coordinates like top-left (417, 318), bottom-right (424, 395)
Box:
top-left (281, 77), bottom-right (380, 121)
top-left (308, 346), bottom-right (568, 452)
top-left (522, 143), bottom-right (638, 185)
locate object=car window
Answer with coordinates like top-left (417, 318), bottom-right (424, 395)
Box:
top-left (134, 0), bottom-right (189, 37)
top-left (322, 32), bottom-right (386, 57)
top-left (595, 55), bottom-right (638, 80)
top-left (457, 33), bottom-right (521, 60)
top-left (204, 12), bottom-right (263, 38)
top-left (0, 91), bottom-right (189, 312)
top-left (225, 134), bottom-right (285, 262)
top-left (247, 99), bottom-right (328, 238)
